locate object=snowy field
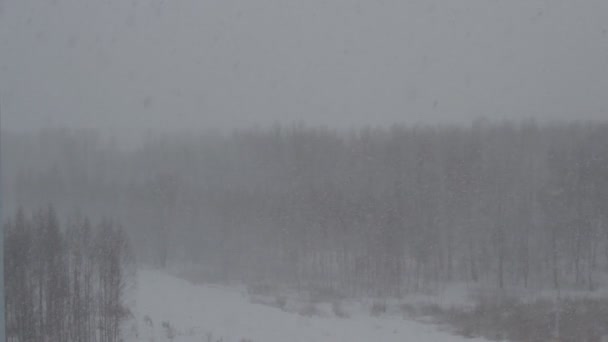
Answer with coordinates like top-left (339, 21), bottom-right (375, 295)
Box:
top-left (126, 269), bottom-right (489, 342)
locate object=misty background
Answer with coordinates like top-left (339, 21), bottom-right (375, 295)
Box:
top-left (2, 1), bottom-right (608, 341)
top-left (1, 0), bottom-right (608, 143)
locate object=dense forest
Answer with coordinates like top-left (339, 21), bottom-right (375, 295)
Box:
top-left (2, 120), bottom-right (608, 297)
top-left (4, 207), bottom-right (133, 342)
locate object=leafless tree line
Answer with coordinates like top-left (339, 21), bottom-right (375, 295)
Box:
top-left (2, 120), bottom-right (608, 297)
top-left (4, 207), bottom-right (133, 342)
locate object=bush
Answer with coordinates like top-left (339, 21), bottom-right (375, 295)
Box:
top-left (406, 295), bottom-right (608, 342)
top-left (275, 295), bottom-right (287, 310)
top-left (162, 321), bottom-right (176, 341)
top-left (370, 301), bottom-right (387, 316)
top-left (310, 286), bottom-right (346, 303)
top-left (332, 301), bottom-right (349, 318)
top-left (299, 303), bottom-right (321, 317)
top-left (247, 283), bottom-right (278, 296)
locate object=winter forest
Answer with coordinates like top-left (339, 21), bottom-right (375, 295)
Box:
top-left (4, 208), bottom-right (133, 342)
top-left (5, 122), bottom-right (608, 291)
top-left (3, 0), bottom-right (608, 341)
top-left (3, 121), bottom-right (608, 340)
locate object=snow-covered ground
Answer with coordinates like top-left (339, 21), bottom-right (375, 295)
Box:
top-left (126, 269), bottom-right (489, 342)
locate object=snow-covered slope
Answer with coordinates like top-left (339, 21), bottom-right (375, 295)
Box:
top-left (127, 269), bottom-right (489, 342)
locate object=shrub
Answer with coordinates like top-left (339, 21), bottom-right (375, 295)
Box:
top-left (332, 301), bottom-right (349, 318)
top-left (247, 283), bottom-right (277, 296)
top-left (370, 301), bottom-right (387, 316)
top-left (299, 303), bottom-right (321, 317)
top-left (162, 321), bottom-right (176, 341)
top-left (310, 286), bottom-right (346, 303)
top-left (275, 295), bottom-right (287, 310)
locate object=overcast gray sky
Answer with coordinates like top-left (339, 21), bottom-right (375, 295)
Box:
top-left (1, 0), bottom-right (607, 140)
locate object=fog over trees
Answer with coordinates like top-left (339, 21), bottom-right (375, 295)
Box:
top-left (3, 1), bottom-right (608, 341)
top-left (3, 120), bottom-right (608, 299)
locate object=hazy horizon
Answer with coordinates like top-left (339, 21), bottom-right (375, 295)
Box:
top-left (2, 0), bottom-right (608, 143)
